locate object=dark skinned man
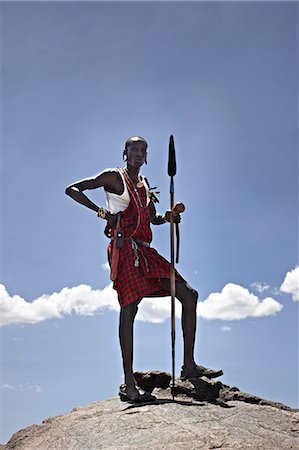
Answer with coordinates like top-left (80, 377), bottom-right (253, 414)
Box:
top-left (65, 136), bottom-right (223, 403)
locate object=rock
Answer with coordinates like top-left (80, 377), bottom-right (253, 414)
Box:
top-left (3, 371), bottom-right (299, 449)
top-left (219, 385), bottom-right (296, 411)
top-left (134, 371), bottom-right (295, 410)
top-left (134, 370), bottom-right (171, 393)
top-left (189, 376), bottom-right (223, 402)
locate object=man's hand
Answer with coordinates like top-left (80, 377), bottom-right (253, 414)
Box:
top-left (164, 210), bottom-right (181, 224)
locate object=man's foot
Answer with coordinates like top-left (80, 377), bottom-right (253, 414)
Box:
top-left (119, 383), bottom-right (157, 404)
top-left (180, 364), bottom-right (223, 380)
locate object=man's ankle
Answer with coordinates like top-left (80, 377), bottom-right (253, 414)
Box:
top-left (184, 361), bottom-right (196, 369)
top-left (124, 376), bottom-right (136, 387)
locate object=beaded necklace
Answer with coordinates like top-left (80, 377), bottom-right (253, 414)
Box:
top-left (124, 168), bottom-right (144, 208)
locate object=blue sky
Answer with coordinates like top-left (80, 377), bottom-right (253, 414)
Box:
top-left (1, 1), bottom-right (298, 444)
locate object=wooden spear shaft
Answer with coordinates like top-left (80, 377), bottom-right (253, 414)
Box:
top-left (168, 135), bottom-right (177, 400)
top-left (170, 188), bottom-right (176, 399)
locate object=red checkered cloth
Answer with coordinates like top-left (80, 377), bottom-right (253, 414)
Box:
top-left (107, 169), bottom-right (186, 308)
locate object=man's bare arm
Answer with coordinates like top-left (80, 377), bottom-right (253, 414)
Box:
top-left (149, 199), bottom-right (181, 225)
top-left (149, 201), bottom-right (166, 225)
top-left (65, 170), bottom-right (123, 214)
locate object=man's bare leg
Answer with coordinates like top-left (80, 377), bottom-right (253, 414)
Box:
top-left (161, 279), bottom-right (198, 370)
top-left (161, 279), bottom-right (223, 378)
top-left (119, 300), bottom-right (157, 401)
top-left (119, 301), bottom-right (138, 392)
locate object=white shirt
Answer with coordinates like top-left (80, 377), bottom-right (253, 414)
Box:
top-left (105, 168), bottom-right (150, 213)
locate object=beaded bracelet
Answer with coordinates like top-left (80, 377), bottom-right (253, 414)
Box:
top-left (97, 207), bottom-right (108, 219)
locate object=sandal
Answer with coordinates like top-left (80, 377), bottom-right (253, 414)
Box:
top-left (180, 364), bottom-right (223, 380)
top-left (119, 384), bottom-right (157, 404)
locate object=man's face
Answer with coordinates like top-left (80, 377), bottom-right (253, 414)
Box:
top-left (126, 142), bottom-right (147, 168)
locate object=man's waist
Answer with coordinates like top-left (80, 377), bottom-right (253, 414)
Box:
top-left (111, 234), bottom-right (151, 248)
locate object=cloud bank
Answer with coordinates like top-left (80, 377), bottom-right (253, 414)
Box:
top-left (0, 283), bottom-right (182, 326)
top-left (0, 283), bottom-right (119, 326)
top-left (280, 267), bottom-right (299, 301)
top-left (197, 283), bottom-right (282, 320)
top-left (0, 276), bottom-right (284, 327)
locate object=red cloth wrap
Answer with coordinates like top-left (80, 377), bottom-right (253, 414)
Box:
top-left (107, 170), bottom-right (185, 308)
top-left (109, 214), bottom-right (121, 281)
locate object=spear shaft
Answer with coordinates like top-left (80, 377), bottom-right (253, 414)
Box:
top-left (168, 136), bottom-right (176, 399)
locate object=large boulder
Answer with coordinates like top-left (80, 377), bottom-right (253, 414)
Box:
top-left (4, 371), bottom-right (299, 449)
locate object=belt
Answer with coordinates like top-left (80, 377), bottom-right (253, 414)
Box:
top-left (131, 238), bottom-right (150, 248)
top-left (110, 235), bottom-right (150, 270)
top-left (110, 235), bottom-right (150, 248)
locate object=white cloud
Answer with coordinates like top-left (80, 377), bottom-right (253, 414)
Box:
top-left (270, 287), bottom-right (281, 296)
top-left (251, 281), bottom-right (270, 293)
top-left (1, 383), bottom-right (41, 393)
top-left (1, 384), bottom-right (15, 390)
top-left (32, 384), bottom-right (41, 393)
top-left (251, 281), bottom-right (282, 297)
top-left (220, 325), bottom-right (232, 331)
top-left (197, 283), bottom-right (283, 320)
top-left (137, 298), bottom-right (182, 323)
top-left (101, 262), bottom-right (110, 271)
top-left (0, 283), bottom-right (119, 326)
top-left (1, 279), bottom-right (284, 327)
top-left (0, 283), bottom-right (180, 326)
top-left (280, 267), bottom-right (299, 301)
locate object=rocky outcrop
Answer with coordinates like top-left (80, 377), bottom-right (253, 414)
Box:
top-left (4, 371), bottom-right (299, 449)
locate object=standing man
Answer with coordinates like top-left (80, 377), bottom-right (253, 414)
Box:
top-left (65, 136), bottom-right (223, 403)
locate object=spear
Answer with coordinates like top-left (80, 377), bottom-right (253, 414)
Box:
top-left (168, 135), bottom-right (177, 400)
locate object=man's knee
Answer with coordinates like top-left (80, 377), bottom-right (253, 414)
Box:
top-left (186, 283), bottom-right (199, 303)
top-left (177, 282), bottom-right (198, 307)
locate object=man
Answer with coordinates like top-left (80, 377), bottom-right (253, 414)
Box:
top-left (65, 136), bottom-right (223, 403)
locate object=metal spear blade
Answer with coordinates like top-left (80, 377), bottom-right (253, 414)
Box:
top-left (168, 135), bottom-right (176, 177)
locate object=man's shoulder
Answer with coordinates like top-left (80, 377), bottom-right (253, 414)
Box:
top-left (100, 167), bottom-right (123, 180)
top-left (102, 167), bottom-right (121, 174)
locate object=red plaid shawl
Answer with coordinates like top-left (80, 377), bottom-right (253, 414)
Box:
top-left (107, 169), bottom-right (185, 308)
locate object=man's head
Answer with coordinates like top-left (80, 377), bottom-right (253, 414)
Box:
top-left (125, 136), bottom-right (148, 151)
top-left (123, 136), bottom-right (148, 167)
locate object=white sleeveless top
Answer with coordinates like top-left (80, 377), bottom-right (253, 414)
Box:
top-left (105, 168), bottom-right (150, 213)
